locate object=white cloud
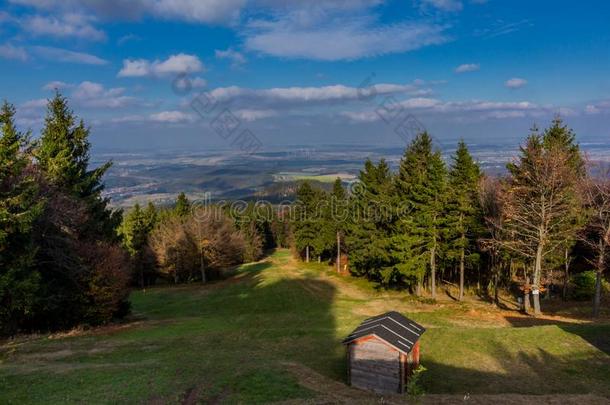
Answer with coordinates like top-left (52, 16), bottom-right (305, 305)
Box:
top-left (209, 82), bottom-right (428, 107)
top-left (419, 0), bottom-right (463, 12)
top-left (505, 78), bottom-right (527, 89)
top-left (111, 114), bottom-right (146, 123)
top-left (25, 13), bottom-right (106, 41)
top-left (341, 98), bottom-right (552, 123)
top-left (71, 81), bottom-right (135, 108)
top-left (42, 80), bottom-right (73, 91)
top-left (149, 110), bottom-right (194, 123)
top-left (0, 43), bottom-right (28, 61)
top-left (455, 63), bottom-right (479, 73)
top-left (21, 98), bottom-right (48, 109)
top-left (215, 48), bottom-right (247, 68)
top-left (153, 0), bottom-right (245, 24)
top-left (191, 77), bottom-right (207, 88)
top-left (117, 33), bottom-right (139, 46)
top-left (32, 46), bottom-right (108, 65)
top-left (118, 53), bottom-right (204, 78)
top-left (31, 81), bottom-right (138, 109)
top-left (585, 105), bottom-right (600, 115)
top-left (244, 12), bottom-right (449, 61)
top-left (234, 109), bottom-right (277, 121)
top-left (9, 0), bottom-right (246, 24)
top-left (584, 100), bottom-right (610, 115)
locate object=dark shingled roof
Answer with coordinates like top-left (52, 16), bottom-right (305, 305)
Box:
top-left (342, 311), bottom-right (425, 354)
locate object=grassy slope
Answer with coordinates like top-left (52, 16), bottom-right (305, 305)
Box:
top-left (1, 249), bottom-right (609, 404)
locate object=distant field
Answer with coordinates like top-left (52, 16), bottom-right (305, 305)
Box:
top-left (272, 172), bottom-right (357, 183)
top-left (1, 250), bottom-right (609, 404)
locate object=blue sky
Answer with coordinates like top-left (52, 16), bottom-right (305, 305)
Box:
top-left (1, 0), bottom-right (610, 150)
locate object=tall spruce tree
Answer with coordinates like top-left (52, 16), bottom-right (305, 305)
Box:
top-left (395, 132), bottom-right (447, 297)
top-left (329, 178), bottom-right (347, 272)
top-left (446, 141), bottom-right (482, 301)
top-left (0, 101), bottom-right (43, 334)
top-left (119, 204), bottom-right (153, 287)
top-left (175, 192), bottom-right (190, 217)
top-left (293, 182), bottom-right (320, 262)
top-left (36, 93), bottom-right (118, 239)
top-left (346, 159), bottom-right (395, 283)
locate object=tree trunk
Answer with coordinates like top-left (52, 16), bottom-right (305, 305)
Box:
top-left (524, 290), bottom-right (531, 314)
top-left (593, 270), bottom-right (602, 318)
top-left (493, 254), bottom-right (499, 305)
top-left (200, 248), bottom-right (206, 284)
top-left (305, 246), bottom-right (309, 263)
top-left (523, 276), bottom-right (532, 314)
top-left (416, 277), bottom-right (422, 297)
top-left (459, 239), bottom-right (465, 302)
top-left (593, 247), bottom-right (604, 317)
top-left (430, 244), bottom-right (437, 299)
top-left (532, 243), bottom-right (544, 316)
top-left (336, 231), bottom-right (341, 273)
top-left (562, 247), bottom-right (570, 301)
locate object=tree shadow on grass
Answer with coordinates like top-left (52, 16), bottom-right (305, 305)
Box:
top-left (423, 342), bottom-right (610, 397)
top-left (181, 261), bottom-right (344, 403)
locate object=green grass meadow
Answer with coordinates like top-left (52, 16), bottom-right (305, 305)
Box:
top-left (1, 249), bottom-right (609, 404)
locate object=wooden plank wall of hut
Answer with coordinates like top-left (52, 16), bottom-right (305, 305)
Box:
top-left (349, 338), bottom-right (400, 393)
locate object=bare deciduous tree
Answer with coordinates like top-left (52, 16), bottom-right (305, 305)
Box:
top-left (149, 208), bottom-right (245, 283)
top-left (578, 166), bottom-right (610, 317)
top-left (501, 136), bottom-right (581, 316)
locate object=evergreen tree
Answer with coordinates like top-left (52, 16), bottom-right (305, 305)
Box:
top-left (36, 93), bottom-right (118, 239)
top-left (0, 101), bottom-right (43, 334)
top-left (395, 132), bottom-right (447, 297)
top-left (446, 141), bottom-right (483, 301)
top-left (541, 117), bottom-right (586, 297)
top-left (542, 117), bottom-right (585, 175)
top-left (119, 203), bottom-right (157, 288)
top-left (175, 192), bottom-right (190, 217)
top-left (329, 178), bottom-right (347, 271)
top-left (293, 181), bottom-right (321, 262)
top-left (143, 202), bottom-right (158, 230)
top-left (346, 159), bottom-right (395, 282)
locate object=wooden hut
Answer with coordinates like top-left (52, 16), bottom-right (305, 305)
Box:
top-left (342, 311), bottom-right (425, 394)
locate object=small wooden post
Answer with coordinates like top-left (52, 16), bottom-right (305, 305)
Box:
top-left (412, 341), bottom-right (420, 369)
top-left (346, 344), bottom-right (351, 385)
top-left (336, 231), bottom-right (341, 273)
top-left (399, 353), bottom-right (406, 393)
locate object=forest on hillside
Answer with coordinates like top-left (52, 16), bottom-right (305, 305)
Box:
top-left (1, 95), bottom-right (609, 336)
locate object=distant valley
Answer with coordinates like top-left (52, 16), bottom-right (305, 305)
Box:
top-left (95, 143), bottom-right (610, 207)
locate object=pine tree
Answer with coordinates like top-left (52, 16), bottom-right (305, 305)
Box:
top-left (175, 192), bottom-right (190, 217)
top-left (446, 141), bottom-right (482, 301)
top-left (119, 204), bottom-right (151, 287)
top-left (541, 117), bottom-right (586, 298)
top-left (293, 182), bottom-right (320, 262)
top-left (0, 101), bottom-right (43, 334)
top-left (143, 202), bottom-right (158, 230)
top-left (329, 178), bottom-right (347, 272)
top-left (395, 132), bottom-right (447, 297)
top-left (346, 159), bottom-right (395, 282)
top-left (36, 93), bottom-right (118, 239)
